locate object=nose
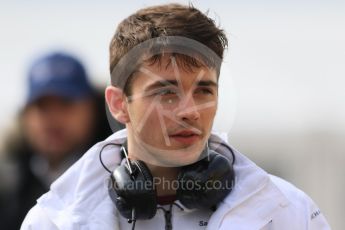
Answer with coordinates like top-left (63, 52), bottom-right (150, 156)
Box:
top-left (176, 95), bottom-right (200, 121)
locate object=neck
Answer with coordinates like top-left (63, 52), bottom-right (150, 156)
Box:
top-left (145, 162), bottom-right (180, 197)
top-left (126, 129), bottom-right (181, 197)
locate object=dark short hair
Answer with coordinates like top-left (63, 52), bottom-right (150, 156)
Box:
top-left (109, 3), bottom-right (228, 95)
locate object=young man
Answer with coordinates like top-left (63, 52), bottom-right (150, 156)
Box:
top-left (21, 4), bottom-right (330, 230)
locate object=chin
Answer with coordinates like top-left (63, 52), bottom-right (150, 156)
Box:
top-left (168, 146), bottom-right (205, 166)
top-left (157, 153), bottom-right (200, 167)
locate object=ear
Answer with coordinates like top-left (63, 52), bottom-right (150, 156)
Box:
top-left (105, 86), bottom-right (130, 124)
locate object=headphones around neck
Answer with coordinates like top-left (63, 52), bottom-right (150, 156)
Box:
top-left (103, 141), bottom-right (235, 225)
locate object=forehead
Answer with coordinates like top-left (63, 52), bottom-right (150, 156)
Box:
top-left (131, 55), bottom-right (217, 90)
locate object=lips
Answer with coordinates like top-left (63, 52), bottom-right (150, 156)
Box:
top-left (169, 130), bottom-right (201, 145)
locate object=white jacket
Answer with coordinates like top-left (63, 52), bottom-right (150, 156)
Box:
top-left (21, 129), bottom-right (330, 229)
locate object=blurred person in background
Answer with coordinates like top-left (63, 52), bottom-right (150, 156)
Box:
top-left (0, 52), bottom-right (113, 230)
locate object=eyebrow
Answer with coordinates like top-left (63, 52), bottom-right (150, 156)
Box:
top-left (144, 79), bottom-right (218, 92)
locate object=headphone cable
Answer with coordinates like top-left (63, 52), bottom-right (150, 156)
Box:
top-left (131, 219), bottom-right (136, 230)
top-left (128, 208), bottom-right (137, 230)
top-left (99, 143), bottom-right (121, 173)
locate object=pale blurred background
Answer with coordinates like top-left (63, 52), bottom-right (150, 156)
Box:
top-left (0, 0), bottom-right (344, 229)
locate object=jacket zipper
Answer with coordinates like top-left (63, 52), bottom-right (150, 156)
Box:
top-left (164, 207), bottom-right (172, 230)
top-left (158, 204), bottom-right (173, 230)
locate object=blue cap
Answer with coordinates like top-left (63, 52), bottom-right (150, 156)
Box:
top-left (26, 52), bottom-right (94, 104)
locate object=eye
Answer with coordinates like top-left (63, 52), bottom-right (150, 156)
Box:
top-left (195, 87), bottom-right (214, 95)
top-left (156, 88), bottom-right (179, 96)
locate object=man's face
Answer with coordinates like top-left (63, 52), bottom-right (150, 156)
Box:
top-left (125, 55), bottom-right (218, 166)
top-left (22, 96), bottom-right (96, 164)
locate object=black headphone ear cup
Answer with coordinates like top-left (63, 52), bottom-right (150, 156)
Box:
top-left (109, 160), bottom-right (157, 220)
top-left (131, 159), bottom-right (158, 218)
top-left (177, 150), bottom-right (234, 210)
top-left (132, 160), bottom-right (153, 185)
top-left (108, 164), bottom-right (133, 219)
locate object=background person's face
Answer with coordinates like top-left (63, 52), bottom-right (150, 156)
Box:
top-left (22, 96), bottom-right (96, 164)
top-left (125, 55), bottom-right (218, 166)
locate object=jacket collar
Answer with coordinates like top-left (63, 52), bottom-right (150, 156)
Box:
top-left (36, 130), bottom-right (127, 229)
top-left (208, 146), bottom-right (290, 229)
